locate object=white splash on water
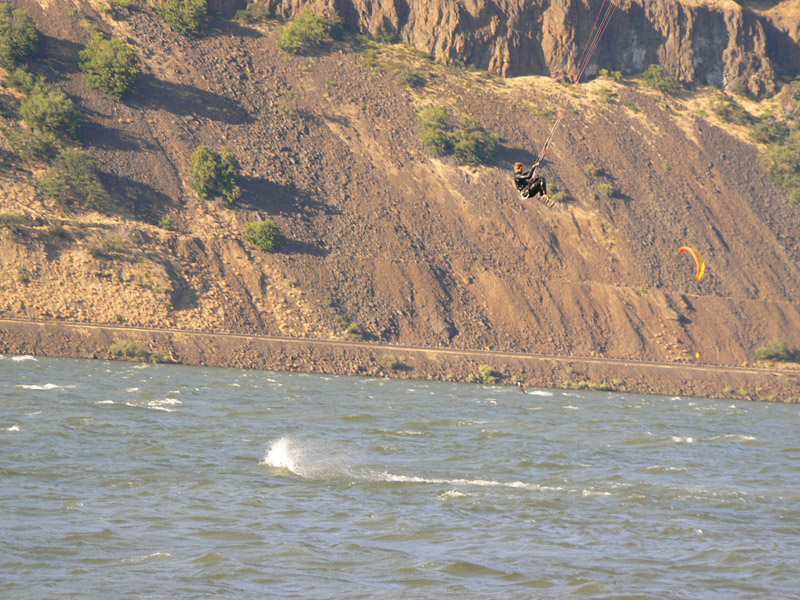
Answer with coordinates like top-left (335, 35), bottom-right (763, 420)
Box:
top-left (262, 436), bottom-right (351, 479)
top-left (7, 425), bottom-right (19, 432)
top-left (17, 383), bottom-right (60, 390)
top-left (263, 437), bottom-right (296, 472)
top-left (11, 355), bottom-right (37, 362)
top-left (670, 436), bottom-right (695, 443)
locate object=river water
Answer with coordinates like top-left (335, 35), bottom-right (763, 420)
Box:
top-left (1, 355), bottom-right (798, 599)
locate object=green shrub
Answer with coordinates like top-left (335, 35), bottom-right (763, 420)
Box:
top-left (550, 190), bottom-right (567, 203)
top-left (754, 338), bottom-right (795, 362)
top-left (20, 85), bottom-right (80, 140)
top-left (0, 3), bottom-right (38, 70)
top-left (188, 145), bottom-right (241, 202)
top-left (36, 148), bottom-right (104, 209)
top-left (78, 34), bottom-right (141, 101)
top-left (157, 215), bottom-right (174, 230)
top-left (397, 67), bottom-right (425, 89)
top-left (0, 124), bottom-right (57, 162)
top-left (750, 118), bottom-right (790, 145)
top-left (714, 99), bottom-right (751, 125)
top-left (597, 182), bottom-right (615, 197)
top-left (418, 106), bottom-right (497, 165)
top-left (583, 163), bottom-right (599, 176)
top-left (243, 219), bottom-right (280, 252)
top-left (345, 322), bottom-right (363, 340)
top-left (621, 99), bottom-right (639, 112)
top-left (599, 68), bottom-right (623, 82)
top-left (759, 132), bottom-right (800, 204)
top-left (641, 64), bottom-right (681, 95)
top-left (379, 354), bottom-right (399, 370)
top-left (155, 0), bottom-right (207, 37)
top-left (728, 80), bottom-right (748, 97)
top-left (0, 211), bottom-right (28, 231)
top-left (478, 364), bottom-right (497, 383)
top-left (418, 105), bottom-right (453, 156)
top-left (5, 67), bottom-right (44, 93)
top-left (276, 8), bottom-right (342, 55)
top-left (234, 2), bottom-right (272, 24)
top-left (109, 340), bottom-right (157, 361)
top-left (451, 117), bottom-right (498, 166)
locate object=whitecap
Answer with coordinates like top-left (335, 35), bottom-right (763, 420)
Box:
top-left (564, 405), bottom-right (580, 410)
top-left (147, 399), bottom-right (181, 412)
top-left (11, 355), bottom-right (37, 362)
top-left (437, 490), bottom-right (467, 500)
top-left (95, 400), bottom-right (115, 405)
top-left (528, 390), bottom-right (553, 397)
top-left (581, 489), bottom-right (612, 497)
top-left (379, 472), bottom-right (563, 492)
top-left (6, 425), bottom-right (19, 432)
top-left (126, 388), bottom-right (140, 393)
top-left (121, 552), bottom-right (172, 563)
top-left (16, 383), bottom-right (60, 390)
top-left (646, 465), bottom-right (687, 473)
top-left (670, 436), bottom-right (695, 443)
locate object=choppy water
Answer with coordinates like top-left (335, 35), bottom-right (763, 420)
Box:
top-left (1, 355), bottom-right (799, 599)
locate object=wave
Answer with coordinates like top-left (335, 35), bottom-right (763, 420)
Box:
top-left (6, 425), bottom-right (19, 432)
top-left (17, 383), bottom-right (61, 390)
top-left (378, 472), bottom-right (565, 491)
top-left (11, 355), bottom-right (37, 362)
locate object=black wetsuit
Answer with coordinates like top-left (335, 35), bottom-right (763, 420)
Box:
top-left (514, 166), bottom-right (547, 199)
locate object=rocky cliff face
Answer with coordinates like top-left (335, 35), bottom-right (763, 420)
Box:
top-left (260, 0), bottom-right (799, 95)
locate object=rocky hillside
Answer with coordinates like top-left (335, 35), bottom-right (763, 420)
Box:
top-left (255, 0), bottom-right (800, 96)
top-left (1, 0), bottom-right (799, 368)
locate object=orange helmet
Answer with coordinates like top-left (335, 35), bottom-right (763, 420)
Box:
top-left (514, 162), bottom-right (523, 172)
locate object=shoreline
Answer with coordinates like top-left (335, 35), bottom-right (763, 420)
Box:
top-left (0, 318), bottom-right (798, 402)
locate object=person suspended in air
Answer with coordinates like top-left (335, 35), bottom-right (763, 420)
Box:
top-left (513, 162), bottom-right (553, 207)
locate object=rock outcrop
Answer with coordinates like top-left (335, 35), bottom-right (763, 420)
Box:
top-left (260, 0), bottom-right (799, 95)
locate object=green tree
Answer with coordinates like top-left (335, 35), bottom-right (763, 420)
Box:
top-left (276, 8), bottom-right (342, 55)
top-left (243, 219), bottom-right (280, 252)
top-left (78, 35), bottom-right (141, 101)
top-left (189, 145), bottom-right (241, 202)
top-left (37, 148), bottom-right (105, 209)
top-left (0, 3), bottom-right (38, 70)
top-left (20, 85), bottom-right (80, 140)
top-left (155, 0), bottom-right (207, 37)
top-left (641, 64), bottom-right (681, 95)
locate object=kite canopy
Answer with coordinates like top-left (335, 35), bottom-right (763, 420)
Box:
top-left (679, 246), bottom-right (705, 281)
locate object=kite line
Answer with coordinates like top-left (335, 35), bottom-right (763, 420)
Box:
top-left (536, 0), bottom-right (618, 164)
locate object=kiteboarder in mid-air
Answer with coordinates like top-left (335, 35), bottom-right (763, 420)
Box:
top-left (514, 162), bottom-right (553, 207)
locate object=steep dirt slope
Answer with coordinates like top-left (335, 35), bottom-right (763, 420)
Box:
top-left (1, 0), bottom-right (799, 368)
